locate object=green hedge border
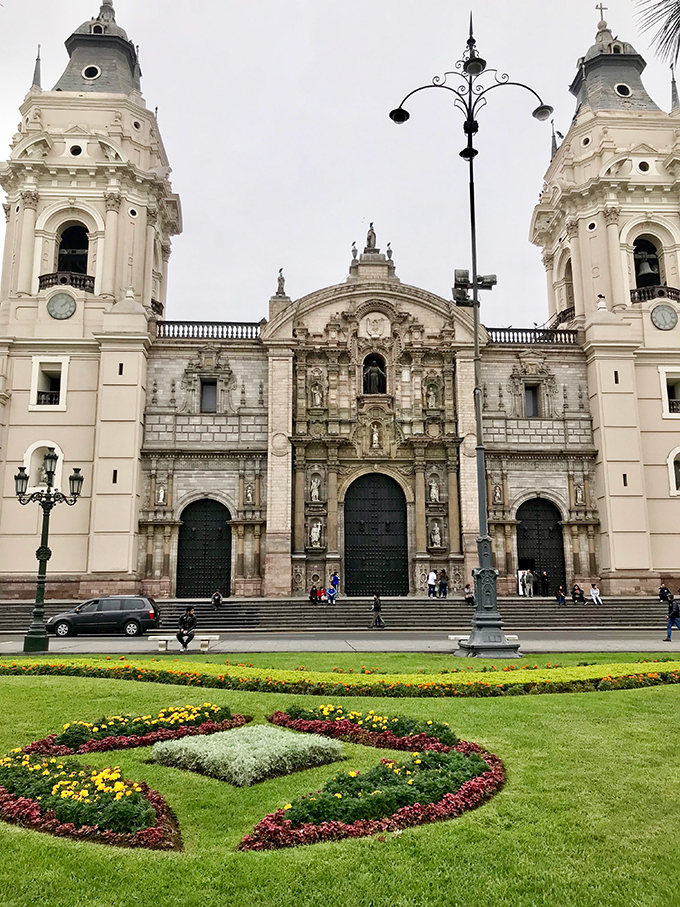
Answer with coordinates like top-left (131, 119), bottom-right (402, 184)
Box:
top-left (2, 659), bottom-right (680, 698)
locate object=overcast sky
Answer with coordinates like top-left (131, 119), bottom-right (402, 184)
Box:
top-left (0, 1), bottom-right (672, 327)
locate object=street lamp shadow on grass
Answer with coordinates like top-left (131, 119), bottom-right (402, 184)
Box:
top-left (389, 18), bottom-right (552, 658)
top-left (14, 448), bottom-right (84, 653)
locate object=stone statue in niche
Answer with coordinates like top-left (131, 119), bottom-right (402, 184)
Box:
top-left (574, 484), bottom-right (585, 505)
top-left (492, 484), bottom-right (503, 505)
top-left (310, 475), bottom-right (321, 502)
top-left (245, 484), bottom-right (254, 504)
top-left (363, 359), bottom-right (386, 394)
top-left (156, 484), bottom-right (166, 505)
top-left (427, 386), bottom-right (437, 409)
top-left (429, 476), bottom-right (440, 502)
top-left (310, 520), bottom-right (322, 548)
top-left (311, 384), bottom-right (323, 408)
top-left (371, 423), bottom-right (380, 449)
top-left (430, 522), bottom-right (442, 547)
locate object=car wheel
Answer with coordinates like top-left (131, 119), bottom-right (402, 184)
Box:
top-left (123, 620), bottom-right (141, 637)
top-left (54, 621), bottom-right (72, 638)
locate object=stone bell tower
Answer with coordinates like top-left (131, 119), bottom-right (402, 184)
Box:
top-left (530, 15), bottom-right (680, 593)
top-left (0, 1), bottom-right (182, 597)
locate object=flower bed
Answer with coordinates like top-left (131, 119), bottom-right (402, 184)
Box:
top-left (24, 704), bottom-right (250, 756)
top-left (0, 752), bottom-right (181, 849)
top-left (2, 658), bottom-right (680, 698)
top-left (240, 740), bottom-right (503, 851)
top-left (153, 725), bottom-right (343, 787)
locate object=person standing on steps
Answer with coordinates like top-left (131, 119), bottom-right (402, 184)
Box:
top-left (211, 590), bottom-right (223, 610)
top-left (541, 571), bottom-right (549, 596)
top-left (525, 570), bottom-right (534, 598)
top-left (438, 569), bottom-right (449, 599)
top-left (556, 585), bottom-right (567, 607)
top-left (590, 583), bottom-right (603, 606)
top-left (663, 594), bottom-right (680, 641)
top-left (427, 569), bottom-right (437, 598)
top-left (369, 594), bottom-right (385, 629)
top-left (330, 571), bottom-right (340, 600)
top-left (177, 606), bottom-right (197, 652)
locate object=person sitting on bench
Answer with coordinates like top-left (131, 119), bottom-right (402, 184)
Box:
top-left (177, 606), bottom-right (197, 652)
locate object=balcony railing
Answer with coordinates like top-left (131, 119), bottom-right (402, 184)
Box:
top-left (39, 272), bottom-right (95, 293)
top-left (156, 321), bottom-right (262, 340)
top-left (630, 285), bottom-right (680, 303)
top-left (669, 399), bottom-right (680, 413)
top-left (485, 327), bottom-right (578, 345)
top-left (151, 299), bottom-right (164, 317)
top-left (551, 305), bottom-right (575, 327)
top-left (36, 391), bottom-right (60, 406)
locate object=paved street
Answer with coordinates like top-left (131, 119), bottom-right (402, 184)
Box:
top-left (0, 629), bottom-right (678, 656)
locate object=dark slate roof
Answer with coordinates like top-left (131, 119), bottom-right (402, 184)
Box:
top-left (570, 20), bottom-right (660, 113)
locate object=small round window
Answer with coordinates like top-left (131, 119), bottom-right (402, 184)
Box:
top-left (70, 145), bottom-right (83, 157)
top-left (615, 83), bottom-right (631, 97)
top-left (132, 121), bottom-right (142, 131)
top-left (588, 222), bottom-right (597, 231)
top-left (582, 136), bottom-right (591, 147)
top-left (129, 208), bottom-right (138, 218)
top-left (639, 161), bottom-right (650, 172)
top-left (82, 65), bottom-right (101, 81)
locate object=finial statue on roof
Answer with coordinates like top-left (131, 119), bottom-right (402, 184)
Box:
top-left (672, 64), bottom-right (680, 109)
top-left (351, 241), bottom-right (358, 260)
top-left (365, 222), bottom-right (377, 252)
top-left (100, 0), bottom-right (115, 22)
top-left (386, 242), bottom-right (393, 260)
top-left (276, 268), bottom-right (286, 296)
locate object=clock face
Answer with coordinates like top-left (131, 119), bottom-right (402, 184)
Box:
top-left (651, 303), bottom-right (678, 331)
top-left (47, 293), bottom-right (76, 320)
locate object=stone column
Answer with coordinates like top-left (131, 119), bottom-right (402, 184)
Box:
top-left (293, 447), bottom-right (306, 553)
top-left (253, 524), bottom-right (262, 577)
top-left (238, 459), bottom-right (245, 509)
top-left (237, 525), bottom-right (245, 577)
top-left (162, 526), bottom-right (171, 577)
top-left (565, 219), bottom-right (586, 318)
top-left (102, 192), bottom-right (121, 297)
top-left (504, 524), bottom-right (513, 577)
top-left (446, 448), bottom-right (461, 554)
top-left (327, 446), bottom-right (339, 554)
top-left (604, 206), bottom-right (625, 307)
top-left (143, 206), bottom-right (157, 306)
top-left (145, 526), bottom-right (154, 577)
top-left (571, 524), bottom-right (581, 575)
top-left (543, 252), bottom-right (556, 320)
top-left (17, 190), bottom-right (38, 295)
top-left (414, 451), bottom-right (427, 555)
top-left (587, 525), bottom-right (597, 575)
top-left (263, 351), bottom-right (294, 595)
top-left (160, 243), bottom-right (171, 312)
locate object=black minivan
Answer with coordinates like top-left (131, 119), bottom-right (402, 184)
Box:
top-left (45, 597), bottom-right (161, 638)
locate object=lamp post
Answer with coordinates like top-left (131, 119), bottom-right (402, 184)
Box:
top-left (390, 19), bottom-right (552, 657)
top-left (14, 448), bottom-right (84, 653)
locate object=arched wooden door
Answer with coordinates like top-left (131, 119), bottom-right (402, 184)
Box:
top-left (516, 498), bottom-right (566, 593)
top-left (344, 474), bottom-right (409, 596)
top-left (176, 499), bottom-right (231, 598)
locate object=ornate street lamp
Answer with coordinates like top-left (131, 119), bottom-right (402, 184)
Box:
top-left (390, 18), bottom-right (552, 657)
top-left (14, 449), bottom-right (84, 653)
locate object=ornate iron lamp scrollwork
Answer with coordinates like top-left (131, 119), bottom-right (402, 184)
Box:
top-left (14, 449), bottom-right (84, 653)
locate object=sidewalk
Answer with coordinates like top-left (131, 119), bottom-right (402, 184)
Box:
top-left (1, 629), bottom-right (678, 656)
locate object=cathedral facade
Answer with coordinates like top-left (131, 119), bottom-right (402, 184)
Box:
top-left (0, 4), bottom-right (678, 599)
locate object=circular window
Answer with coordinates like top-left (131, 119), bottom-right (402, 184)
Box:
top-left (582, 136), bottom-right (591, 147)
top-left (69, 145), bottom-right (83, 157)
top-left (588, 222), bottom-right (597, 231)
top-left (639, 161), bottom-right (650, 172)
top-left (615, 84), bottom-right (631, 97)
top-left (82, 65), bottom-right (101, 81)
top-left (132, 121), bottom-right (142, 131)
top-left (129, 208), bottom-right (138, 218)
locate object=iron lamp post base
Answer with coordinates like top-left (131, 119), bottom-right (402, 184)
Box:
top-left (23, 633), bottom-right (50, 653)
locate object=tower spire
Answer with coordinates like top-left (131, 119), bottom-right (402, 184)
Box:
top-left (672, 64), bottom-right (679, 110)
top-left (551, 120), bottom-right (558, 160)
top-left (32, 45), bottom-right (41, 89)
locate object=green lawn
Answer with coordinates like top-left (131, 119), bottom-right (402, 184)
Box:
top-left (0, 670), bottom-right (678, 907)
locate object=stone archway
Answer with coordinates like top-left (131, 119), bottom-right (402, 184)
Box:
top-left (176, 499), bottom-right (232, 598)
top-left (344, 473), bottom-right (409, 596)
top-left (516, 498), bottom-right (566, 594)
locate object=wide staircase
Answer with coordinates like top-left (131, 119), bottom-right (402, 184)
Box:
top-left (0, 596), bottom-right (667, 634)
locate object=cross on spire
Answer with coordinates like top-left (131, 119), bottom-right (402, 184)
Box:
top-left (596, 2), bottom-right (607, 22)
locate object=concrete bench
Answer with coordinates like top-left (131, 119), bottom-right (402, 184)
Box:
top-left (150, 635), bottom-right (220, 653)
top-left (447, 634), bottom-right (518, 642)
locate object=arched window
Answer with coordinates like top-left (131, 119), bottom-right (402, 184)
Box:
top-left (666, 447), bottom-right (680, 496)
top-left (58, 224), bottom-right (89, 274)
top-left (633, 237), bottom-right (662, 288)
top-left (363, 354), bottom-right (386, 395)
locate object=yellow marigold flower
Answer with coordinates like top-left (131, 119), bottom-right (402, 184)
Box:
top-left (407, 779), bottom-right (414, 785)
top-left (348, 771), bottom-right (358, 777)
top-left (414, 759), bottom-right (422, 764)
top-left (283, 804), bottom-right (292, 810)
top-left (334, 793), bottom-right (342, 798)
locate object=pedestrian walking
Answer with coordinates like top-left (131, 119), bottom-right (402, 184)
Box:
top-left (663, 595), bottom-right (680, 641)
top-left (556, 585), bottom-right (567, 607)
top-left (519, 571), bottom-right (527, 596)
top-left (438, 569), bottom-right (449, 599)
top-left (464, 583), bottom-right (475, 608)
top-left (330, 571), bottom-right (340, 598)
top-left (176, 606), bottom-right (197, 652)
top-left (427, 569), bottom-right (437, 598)
top-left (369, 594), bottom-right (385, 629)
top-left (541, 571), bottom-right (549, 596)
top-left (590, 583), bottom-right (603, 606)
top-left (526, 570), bottom-right (534, 598)
top-left (211, 590), bottom-right (223, 610)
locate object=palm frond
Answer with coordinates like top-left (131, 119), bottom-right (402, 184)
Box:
top-left (636, 0), bottom-right (680, 63)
